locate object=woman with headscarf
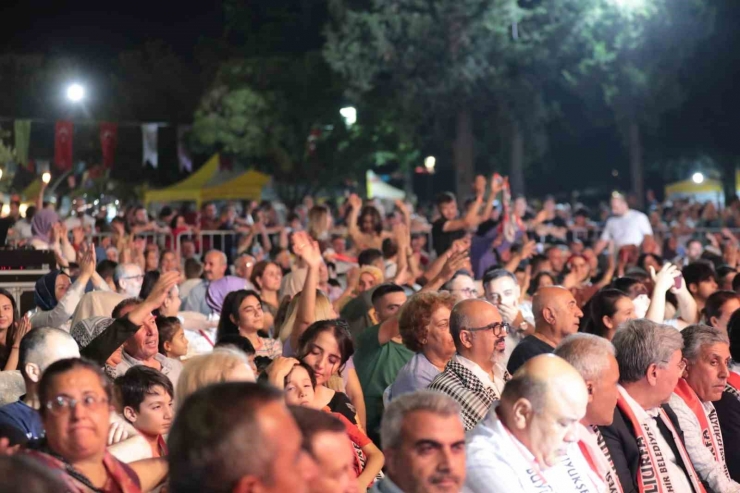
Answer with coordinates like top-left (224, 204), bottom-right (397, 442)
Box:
top-left (31, 247), bottom-right (111, 331)
top-left (30, 209), bottom-right (76, 264)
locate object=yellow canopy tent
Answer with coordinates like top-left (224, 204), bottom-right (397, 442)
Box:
top-left (144, 154), bottom-right (220, 207)
top-left (665, 178), bottom-right (723, 196)
top-left (200, 169), bottom-right (270, 202)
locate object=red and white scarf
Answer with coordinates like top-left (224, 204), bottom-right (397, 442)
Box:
top-left (725, 369), bottom-right (740, 401)
top-left (580, 424), bottom-right (625, 493)
top-left (617, 387), bottom-right (706, 493)
top-left (673, 379), bottom-right (729, 480)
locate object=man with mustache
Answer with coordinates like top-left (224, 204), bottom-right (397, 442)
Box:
top-left (427, 299), bottom-right (510, 431)
top-left (507, 286), bottom-right (583, 375)
top-left (465, 354), bottom-right (590, 492)
top-left (668, 324), bottom-right (740, 492)
top-left (373, 391), bottom-right (466, 493)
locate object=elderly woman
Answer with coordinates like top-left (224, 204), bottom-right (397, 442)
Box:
top-left (599, 319), bottom-right (705, 493)
top-left (23, 358), bottom-right (145, 492)
top-left (32, 247), bottom-right (111, 331)
top-left (388, 291), bottom-right (457, 400)
top-left (668, 324), bottom-right (740, 493)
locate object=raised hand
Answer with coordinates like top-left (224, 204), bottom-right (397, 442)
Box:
top-left (649, 263), bottom-right (680, 294)
top-left (291, 231), bottom-right (322, 268)
top-left (348, 193), bottom-right (362, 210)
top-left (145, 271), bottom-right (181, 307)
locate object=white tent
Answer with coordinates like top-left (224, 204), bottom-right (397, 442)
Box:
top-left (366, 170), bottom-right (405, 200)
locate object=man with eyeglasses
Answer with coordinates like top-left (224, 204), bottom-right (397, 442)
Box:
top-left (427, 299), bottom-right (511, 431)
top-left (114, 263), bottom-right (145, 298)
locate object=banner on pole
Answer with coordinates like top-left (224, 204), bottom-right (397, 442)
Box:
top-left (99, 122), bottom-right (118, 169)
top-left (142, 123), bottom-right (158, 168)
top-left (54, 121), bottom-right (74, 171)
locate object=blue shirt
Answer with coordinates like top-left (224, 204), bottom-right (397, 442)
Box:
top-left (0, 398), bottom-right (44, 440)
top-left (388, 352), bottom-right (441, 401)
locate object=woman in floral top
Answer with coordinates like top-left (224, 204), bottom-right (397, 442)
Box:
top-left (217, 290), bottom-right (282, 360)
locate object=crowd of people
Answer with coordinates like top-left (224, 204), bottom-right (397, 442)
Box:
top-left (0, 172), bottom-right (740, 492)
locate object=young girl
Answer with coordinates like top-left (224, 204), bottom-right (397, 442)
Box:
top-left (217, 290), bottom-right (282, 360)
top-left (283, 361), bottom-right (384, 489)
top-left (156, 316), bottom-right (189, 360)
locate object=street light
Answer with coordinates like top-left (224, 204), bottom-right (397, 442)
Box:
top-left (66, 83), bottom-right (85, 103)
top-left (692, 172), bottom-right (704, 184)
top-left (340, 107), bottom-right (357, 127)
top-left (424, 156), bottom-right (436, 174)
top-left (42, 172), bottom-right (51, 184)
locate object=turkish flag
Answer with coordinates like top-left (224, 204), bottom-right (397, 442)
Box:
top-left (99, 122), bottom-right (118, 168)
top-left (54, 121), bottom-right (74, 170)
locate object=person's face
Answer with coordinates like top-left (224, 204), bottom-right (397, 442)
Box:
top-left (204, 204), bottom-right (216, 220)
top-left (134, 209), bottom-right (148, 225)
top-left (55, 274), bottom-right (72, 302)
top-left (449, 275), bottom-right (477, 301)
top-left (308, 431), bottom-right (357, 493)
top-left (547, 248), bottom-right (565, 274)
top-left (684, 343), bottom-right (731, 402)
top-left (654, 350), bottom-right (686, 404)
top-left (275, 251), bottom-right (291, 271)
top-left (302, 331), bottom-right (342, 385)
top-left (544, 199), bottom-right (555, 213)
top-left (694, 277), bottom-right (718, 301)
top-left (181, 241), bottom-right (195, 258)
top-left (586, 356), bottom-right (620, 426)
top-left (120, 266), bottom-right (143, 297)
top-left (235, 296), bottom-right (264, 333)
top-left (360, 213), bottom-right (375, 233)
top-left (160, 252), bottom-right (177, 272)
top-left (165, 328), bottom-right (189, 358)
top-left (253, 402), bottom-right (317, 493)
top-left (260, 264), bottom-right (283, 292)
top-left (332, 237), bottom-right (346, 254)
top-left (537, 274), bottom-right (554, 292)
top-left (514, 197), bottom-right (527, 217)
top-left (527, 386), bottom-right (588, 468)
top-left (424, 306), bottom-right (456, 360)
top-left (610, 197), bottom-right (628, 216)
top-left (145, 250), bottom-right (159, 271)
top-left (124, 313), bottom-right (159, 360)
top-left (106, 248), bottom-right (119, 263)
top-left (124, 385), bottom-right (174, 438)
top-left (318, 262), bottom-right (329, 284)
top-left (235, 256), bottom-right (256, 280)
top-left (712, 298), bottom-right (740, 334)
top-left (643, 255), bottom-right (662, 274)
top-left (549, 291), bottom-right (583, 336)
top-left (439, 201), bottom-right (458, 221)
top-left (375, 291), bottom-right (408, 323)
top-left (42, 368), bottom-right (110, 463)
top-left (284, 366), bottom-right (315, 407)
top-left (386, 411), bottom-right (466, 493)
top-left (569, 256), bottom-right (590, 282)
top-left (486, 276), bottom-right (520, 307)
top-left (687, 242), bottom-right (703, 260)
top-left (603, 297), bottom-right (636, 333)
top-left (0, 294), bottom-right (14, 331)
top-left (203, 252), bottom-right (226, 281)
top-left (358, 272), bottom-right (378, 293)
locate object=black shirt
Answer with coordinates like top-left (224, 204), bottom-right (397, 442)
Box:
top-left (432, 218), bottom-right (466, 256)
top-left (714, 389), bottom-right (740, 482)
top-left (506, 335), bottom-right (554, 374)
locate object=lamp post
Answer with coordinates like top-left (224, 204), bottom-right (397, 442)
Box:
top-left (692, 172), bottom-right (704, 184)
top-left (66, 83), bottom-right (85, 103)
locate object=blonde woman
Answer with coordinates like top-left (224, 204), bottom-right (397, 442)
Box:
top-left (175, 347), bottom-right (255, 408)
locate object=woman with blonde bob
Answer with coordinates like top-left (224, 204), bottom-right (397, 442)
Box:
top-left (175, 347), bottom-right (255, 408)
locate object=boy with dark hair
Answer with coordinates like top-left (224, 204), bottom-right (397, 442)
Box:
top-left (114, 366), bottom-right (174, 458)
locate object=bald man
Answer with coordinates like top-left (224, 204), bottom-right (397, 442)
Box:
top-left (427, 299), bottom-right (511, 431)
top-left (507, 286), bottom-right (583, 375)
top-left (182, 250), bottom-right (228, 315)
top-left (466, 354), bottom-right (592, 493)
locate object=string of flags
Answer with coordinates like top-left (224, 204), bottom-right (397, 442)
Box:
top-left (7, 119), bottom-right (193, 173)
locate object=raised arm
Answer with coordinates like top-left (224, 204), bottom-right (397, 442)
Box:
top-left (346, 194), bottom-right (364, 245)
top-left (289, 232), bottom-right (323, 351)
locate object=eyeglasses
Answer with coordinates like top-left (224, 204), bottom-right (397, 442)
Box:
top-left (45, 394), bottom-right (109, 415)
top-left (463, 321), bottom-right (510, 338)
top-left (454, 288), bottom-right (478, 297)
top-left (122, 275), bottom-right (144, 281)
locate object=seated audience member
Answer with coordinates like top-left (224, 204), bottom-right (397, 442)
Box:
top-left (716, 309), bottom-right (740, 482)
top-left (23, 358), bottom-right (154, 492)
top-left (182, 250), bottom-right (228, 315)
top-left (0, 328), bottom-right (80, 440)
top-left (30, 210), bottom-right (76, 263)
top-left (250, 260), bottom-right (283, 310)
top-left (702, 290), bottom-right (740, 335)
top-left (443, 270), bottom-right (478, 301)
top-left (97, 260), bottom-right (118, 292)
top-left (555, 334), bottom-right (624, 492)
top-left (233, 254), bottom-right (257, 289)
top-left (175, 347), bottom-right (255, 408)
top-left (114, 263), bottom-right (145, 298)
top-left (0, 288), bottom-right (24, 371)
top-left (167, 382), bottom-right (318, 493)
top-left (683, 261), bottom-right (719, 316)
top-left (717, 265), bottom-right (737, 291)
top-left (290, 406), bottom-right (364, 493)
top-left (206, 276), bottom-right (247, 315)
top-left (465, 355), bottom-right (591, 493)
top-left (668, 325), bottom-right (740, 492)
top-left (580, 288), bottom-right (636, 340)
top-left (375, 391), bottom-right (466, 493)
top-left (178, 258), bottom-right (202, 301)
top-left (507, 286), bottom-right (583, 374)
top-left (155, 316), bottom-right (188, 361)
top-left (106, 297), bottom-right (184, 387)
top-left (600, 319), bottom-right (706, 493)
top-left (115, 366), bottom-right (174, 458)
top-left (483, 268), bottom-right (536, 361)
top-left (427, 299), bottom-right (510, 431)
top-left (390, 291), bottom-right (457, 400)
top-left (216, 289), bottom-right (282, 359)
top-left (285, 365), bottom-right (384, 490)
top-left (213, 334), bottom-right (256, 370)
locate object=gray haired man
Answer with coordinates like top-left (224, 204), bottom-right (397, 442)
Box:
top-left (373, 391), bottom-right (466, 493)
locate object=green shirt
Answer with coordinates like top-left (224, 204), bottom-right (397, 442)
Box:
top-left (354, 323), bottom-right (413, 444)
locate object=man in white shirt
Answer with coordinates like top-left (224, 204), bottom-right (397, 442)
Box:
top-left (595, 192), bottom-right (653, 254)
top-left (465, 354), bottom-right (590, 493)
top-left (669, 324), bottom-right (740, 492)
top-left (63, 197), bottom-right (96, 233)
top-left (373, 391), bottom-right (466, 493)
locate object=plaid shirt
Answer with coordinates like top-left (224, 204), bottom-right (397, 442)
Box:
top-left (427, 357), bottom-right (511, 431)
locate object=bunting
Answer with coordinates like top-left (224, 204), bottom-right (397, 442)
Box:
top-left (177, 125), bottom-right (192, 172)
top-left (142, 123), bottom-right (158, 168)
top-left (13, 119), bottom-right (31, 168)
top-left (99, 122), bottom-right (118, 169)
top-left (54, 121), bottom-right (74, 171)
